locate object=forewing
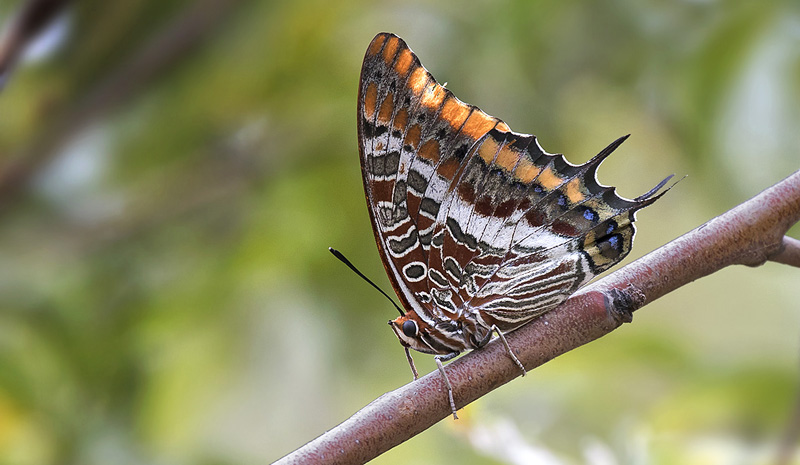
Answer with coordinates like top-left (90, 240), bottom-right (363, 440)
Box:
top-left (357, 32), bottom-right (508, 317)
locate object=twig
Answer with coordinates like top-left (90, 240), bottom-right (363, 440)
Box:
top-left (274, 169), bottom-right (800, 465)
top-left (771, 236), bottom-right (800, 268)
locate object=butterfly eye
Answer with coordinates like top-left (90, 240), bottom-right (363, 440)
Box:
top-left (402, 320), bottom-right (418, 337)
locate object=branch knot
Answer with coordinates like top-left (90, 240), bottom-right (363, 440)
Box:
top-left (604, 286), bottom-right (646, 325)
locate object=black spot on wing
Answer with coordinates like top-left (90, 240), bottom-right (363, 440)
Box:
top-left (407, 169), bottom-right (428, 194)
top-left (446, 217), bottom-right (478, 250)
top-left (420, 198), bottom-right (440, 217)
top-left (389, 229), bottom-right (419, 255)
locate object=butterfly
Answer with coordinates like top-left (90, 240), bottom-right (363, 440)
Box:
top-left (357, 32), bottom-right (672, 418)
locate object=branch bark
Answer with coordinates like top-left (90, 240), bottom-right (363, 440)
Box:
top-left (772, 236), bottom-right (800, 268)
top-left (275, 169), bottom-right (800, 465)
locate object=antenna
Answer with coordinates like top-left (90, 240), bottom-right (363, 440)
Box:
top-left (328, 247), bottom-right (405, 316)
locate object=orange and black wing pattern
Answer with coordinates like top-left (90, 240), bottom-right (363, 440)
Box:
top-left (358, 32), bottom-right (671, 330)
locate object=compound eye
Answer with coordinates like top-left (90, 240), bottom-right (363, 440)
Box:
top-left (402, 320), bottom-right (418, 337)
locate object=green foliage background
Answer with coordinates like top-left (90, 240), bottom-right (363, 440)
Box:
top-left (0, 1), bottom-right (799, 464)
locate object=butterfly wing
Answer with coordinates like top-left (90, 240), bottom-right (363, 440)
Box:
top-left (430, 128), bottom-right (668, 331)
top-left (358, 32), bottom-right (508, 317)
top-left (358, 32), bottom-right (669, 332)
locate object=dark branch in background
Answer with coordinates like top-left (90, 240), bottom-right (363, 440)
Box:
top-left (0, 0), bottom-right (71, 87)
top-left (0, 0), bottom-right (243, 211)
top-left (274, 169), bottom-right (800, 465)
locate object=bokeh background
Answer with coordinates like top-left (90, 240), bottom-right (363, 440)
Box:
top-left (1, 1), bottom-right (799, 464)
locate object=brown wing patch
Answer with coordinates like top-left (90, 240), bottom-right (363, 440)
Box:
top-left (382, 35), bottom-right (400, 64)
top-left (404, 124), bottom-right (422, 149)
top-left (364, 82), bottom-right (378, 119)
top-left (563, 177), bottom-right (585, 203)
top-left (394, 47), bottom-right (414, 76)
top-left (495, 142), bottom-right (521, 172)
top-left (367, 34), bottom-right (386, 57)
top-left (536, 165), bottom-right (562, 190)
top-left (462, 110), bottom-right (500, 140)
top-left (393, 108), bottom-right (409, 131)
top-left (440, 97), bottom-right (472, 129)
top-left (408, 66), bottom-right (429, 94)
top-left (477, 135), bottom-right (501, 164)
top-left (437, 158), bottom-right (460, 179)
top-left (420, 83), bottom-right (448, 110)
top-left (418, 139), bottom-right (440, 163)
top-left (514, 157), bottom-right (541, 183)
top-left (378, 92), bottom-right (394, 124)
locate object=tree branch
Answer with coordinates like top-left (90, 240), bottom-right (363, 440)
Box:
top-left (275, 170), bottom-right (800, 465)
top-left (771, 236), bottom-right (800, 268)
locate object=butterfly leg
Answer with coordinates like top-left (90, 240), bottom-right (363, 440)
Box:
top-left (492, 325), bottom-right (526, 376)
top-left (434, 351), bottom-right (460, 419)
top-left (404, 346), bottom-right (419, 380)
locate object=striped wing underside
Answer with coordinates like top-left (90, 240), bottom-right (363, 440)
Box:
top-left (358, 33), bottom-right (661, 331)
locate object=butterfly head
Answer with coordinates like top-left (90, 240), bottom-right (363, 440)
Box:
top-left (389, 311), bottom-right (467, 355)
top-left (389, 312), bottom-right (431, 353)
